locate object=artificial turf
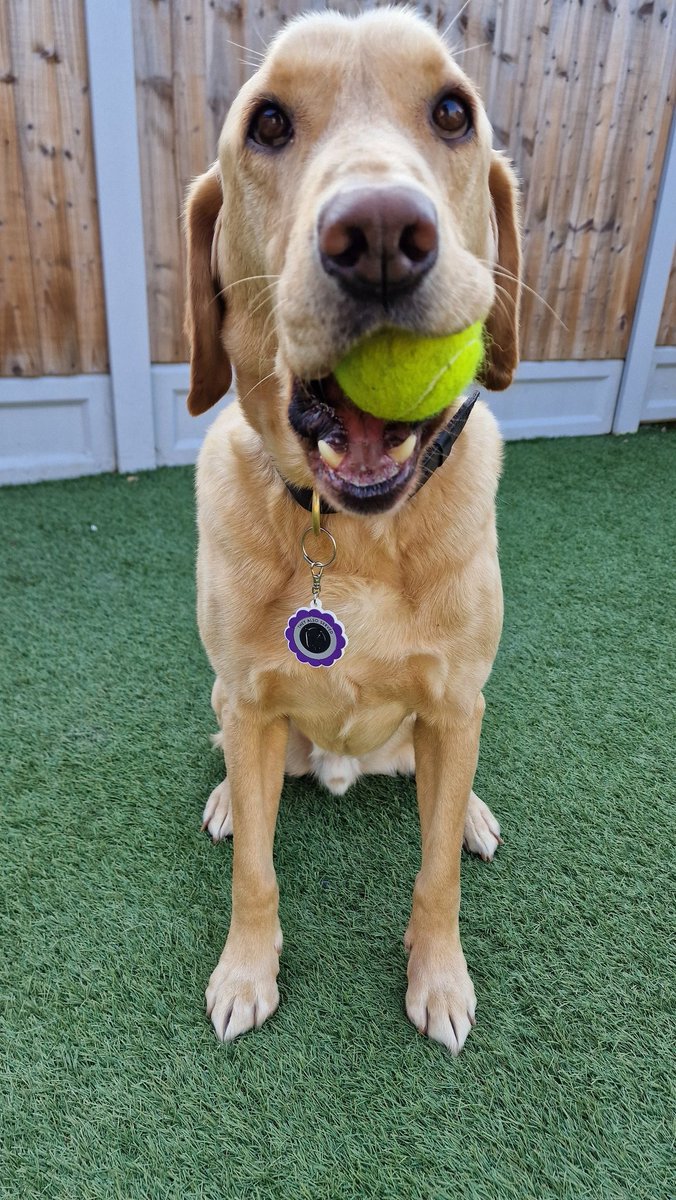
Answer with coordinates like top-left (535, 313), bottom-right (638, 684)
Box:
top-left (1, 429), bottom-right (674, 1200)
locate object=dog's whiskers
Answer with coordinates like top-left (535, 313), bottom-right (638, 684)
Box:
top-left (226, 38), bottom-right (265, 60)
top-left (478, 260), bottom-right (568, 329)
top-left (261, 297), bottom-right (286, 356)
top-left (452, 41), bottom-right (490, 56)
top-left (249, 281), bottom-right (281, 320)
top-left (212, 275), bottom-right (280, 308)
top-left (499, 276), bottom-right (568, 330)
top-left (442, 0), bottom-right (473, 41)
top-left (238, 369), bottom-right (278, 406)
top-left (491, 281), bottom-right (518, 325)
top-left (250, 22), bottom-right (270, 52)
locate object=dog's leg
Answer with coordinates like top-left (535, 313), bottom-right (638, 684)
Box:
top-left (203, 719), bottom-right (310, 842)
top-left (206, 706), bottom-right (288, 1041)
top-left (284, 724), bottom-right (314, 777)
top-left (404, 695), bottom-right (484, 1055)
top-left (202, 676), bottom-right (309, 840)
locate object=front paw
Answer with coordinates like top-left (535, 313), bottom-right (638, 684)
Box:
top-left (206, 928), bottom-right (282, 1042)
top-left (405, 936), bottom-right (476, 1055)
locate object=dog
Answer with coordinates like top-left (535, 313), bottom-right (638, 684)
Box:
top-left (184, 7), bottom-right (521, 1054)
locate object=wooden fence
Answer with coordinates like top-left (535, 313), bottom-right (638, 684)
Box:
top-left (132, 0), bottom-right (676, 365)
top-left (0, 0), bottom-right (675, 480)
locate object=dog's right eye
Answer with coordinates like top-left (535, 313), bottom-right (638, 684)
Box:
top-left (431, 93), bottom-right (473, 142)
top-left (247, 102), bottom-right (293, 149)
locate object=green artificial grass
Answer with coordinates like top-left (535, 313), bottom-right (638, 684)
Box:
top-left (1, 430), bottom-right (674, 1200)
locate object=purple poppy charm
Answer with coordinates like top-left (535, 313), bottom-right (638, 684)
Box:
top-left (285, 601), bottom-right (347, 668)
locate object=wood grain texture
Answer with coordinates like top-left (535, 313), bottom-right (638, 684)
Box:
top-left (658, 251), bottom-right (675, 346)
top-left (448, 0), bottom-right (676, 359)
top-left (0, 2), bottom-right (42, 376)
top-left (131, 0), bottom-right (675, 364)
top-left (1, 0), bottom-right (106, 376)
top-left (3, 1), bottom-right (674, 376)
top-left (50, 0), bottom-right (107, 372)
top-left (133, 0), bottom-right (184, 362)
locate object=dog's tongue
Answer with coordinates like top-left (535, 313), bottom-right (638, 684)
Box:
top-left (337, 404), bottom-right (393, 470)
top-left (315, 376), bottom-right (413, 485)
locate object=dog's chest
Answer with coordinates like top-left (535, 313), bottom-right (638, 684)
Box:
top-left (249, 577), bottom-right (464, 755)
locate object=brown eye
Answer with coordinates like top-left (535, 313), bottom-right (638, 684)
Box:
top-left (431, 94), bottom-right (472, 141)
top-left (248, 102), bottom-right (293, 149)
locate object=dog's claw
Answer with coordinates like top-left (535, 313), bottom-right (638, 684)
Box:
top-left (206, 942), bottom-right (280, 1043)
top-left (406, 939), bottom-right (476, 1055)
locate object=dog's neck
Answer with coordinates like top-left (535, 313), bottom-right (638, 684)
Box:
top-left (280, 391), bottom-right (480, 515)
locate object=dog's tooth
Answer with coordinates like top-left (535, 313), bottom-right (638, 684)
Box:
top-left (388, 433), bottom-right (417, 464)
top-left (318, 439), bottom-right (345, 469)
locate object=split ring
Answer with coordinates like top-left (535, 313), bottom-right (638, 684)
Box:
top-left (301, 526), bottom-right (337, 569)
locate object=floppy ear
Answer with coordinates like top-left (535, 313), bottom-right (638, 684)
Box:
top-left (184, 164), bottom-right (232, 416)
top-left (478, 152), bottom-right (522, 392)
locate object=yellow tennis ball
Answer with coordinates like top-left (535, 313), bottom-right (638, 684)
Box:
top-left (334, 322), bottom-right (484, 422)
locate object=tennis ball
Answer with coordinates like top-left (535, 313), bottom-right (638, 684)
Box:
top-left (334, 322), bottom-right (484, 422)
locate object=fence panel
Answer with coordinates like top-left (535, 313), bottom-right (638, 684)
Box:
top-left (0, 0), bottom-right (107, 377)
top-left (131, 0), bottom-right (675, 365)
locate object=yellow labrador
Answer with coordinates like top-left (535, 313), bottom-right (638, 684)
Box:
top-left (185, 8), bottom-right (521, 1053)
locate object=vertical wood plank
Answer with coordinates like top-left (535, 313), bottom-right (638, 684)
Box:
top-left (132, 0), bottom-right (184, 362)
top-left (657, 253), bottom-right (675, 347)
top-left (171, 1), bottom-right (209, 205)
top-left (202, 0), bottom-right (250, 155)
top-left (171, 0), bottom-right (209, 362)
top-left (8, 0), bottom-right (81, 373)
top-left (0, 3), bottom-right (42, 376)
top-left (50, 0), bottom-right (108, 373)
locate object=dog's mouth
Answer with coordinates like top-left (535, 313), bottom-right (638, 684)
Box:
top-left (288, 375), bottom-right (442, 515)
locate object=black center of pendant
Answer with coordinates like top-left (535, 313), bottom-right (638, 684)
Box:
top-left (299, 621), bottom-right (332, 654)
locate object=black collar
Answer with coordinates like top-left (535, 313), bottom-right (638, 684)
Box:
top-left (282, 390), bottom-right (480, 514)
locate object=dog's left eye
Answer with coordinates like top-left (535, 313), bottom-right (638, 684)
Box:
top-left (431, 94), bottom-right (472, 141)
top-left (248, 102), bottom-right (293, 149)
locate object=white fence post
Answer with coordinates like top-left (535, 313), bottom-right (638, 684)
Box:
top-left (84, 0), bottom-right (156, 471)
top-left (613, 111), bottom-right (676, 434)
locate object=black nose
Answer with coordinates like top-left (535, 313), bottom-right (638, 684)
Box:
top-left (318, 185), bottom-right (438, 300)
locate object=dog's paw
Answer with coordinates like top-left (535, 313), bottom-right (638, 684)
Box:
top-left (201, 779), bottom-right (232, 842)
top-left (206, 929), bottom-right (282, 1042)
top-left (405, 938), bottom-right (476, 1055)
top-left (463, 790), bottom-right (503, 862)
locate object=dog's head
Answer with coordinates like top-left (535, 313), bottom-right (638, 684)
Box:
top-left (185, 8), bottom-right (521, 515)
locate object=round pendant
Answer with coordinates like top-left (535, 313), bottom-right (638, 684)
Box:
top-left (284, 604), bottom-right (347, 667)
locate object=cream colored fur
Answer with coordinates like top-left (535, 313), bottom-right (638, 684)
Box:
top-left (184, 9), bottom-right (521, 1054)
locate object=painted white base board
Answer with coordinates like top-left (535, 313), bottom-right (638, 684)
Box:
top-left (151, 364), bottom-right (233, 466)
top-left (0, 375), bottom-right (115, 485)
top-left (151, 359), bottom-right (624, 467)
top-left (640, 347), bottom-right (676, 422)
top-left (0, 357), bottom-right (660, 483)
top-left (481, 359), bottom-right (623, 439)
